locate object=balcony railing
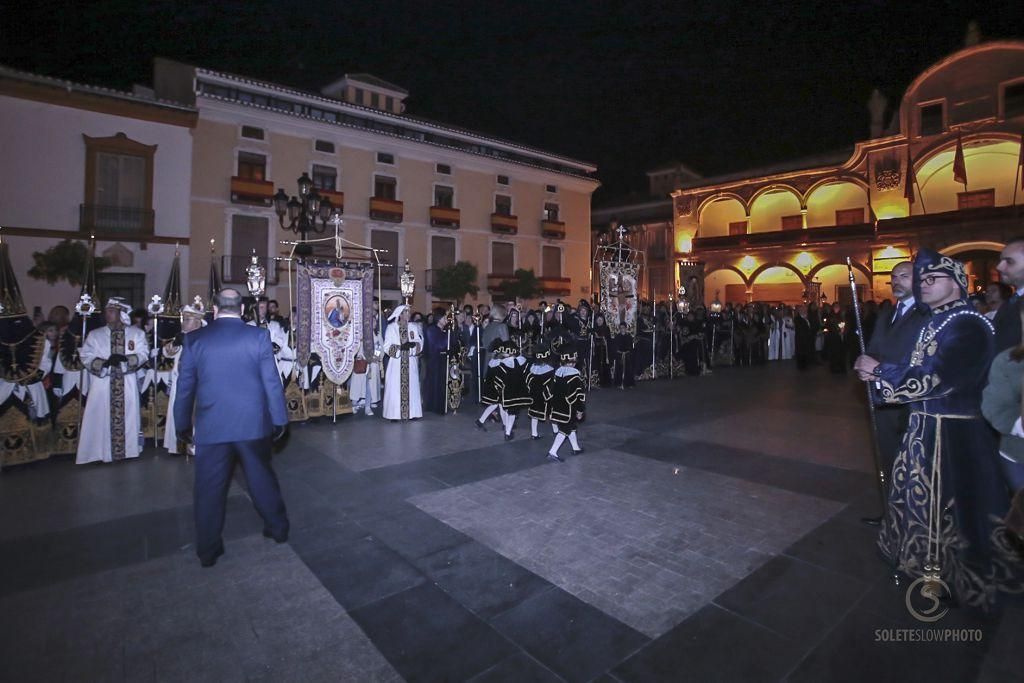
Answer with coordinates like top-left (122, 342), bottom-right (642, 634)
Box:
top-left (541, 220), bottom-right (566, 239)
top-left (319, 189), bottom-right (345, 213)
top-left (491, 213), bottom-right (518, 235)
top-left (370, 196), bottom-right (403, 222)
top-left (539, 276), bottom-right (571, 296)
top-left (692, 222), bottom-right (874, 252)
top-left (79, 204), bottom-right (154, 235)
top-left (221, 254), bottom-right (280, 286)
top-left (430, 206), bottom-right (461, 228)
top-left (486, 273), bottom-right (515, 292)
top-left (230, 176), bottom-right (275, 205)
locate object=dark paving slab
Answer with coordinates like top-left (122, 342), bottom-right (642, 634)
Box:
top-left (782, 513), bottom-right (889, 583)
top-left (784, 605), bottom-right (986, 683)
top-left (466, 651), bottom-right (565, 683)
top-left (350, 582), bottom-right (518, 682)
top-left (613, 604), bottom-right (803, 683)
top-left (0, 495), bottom-right (261, 597)
top-left (714, 554), bottom-right (871, 643)
top-left (490, 586), bottom-right (649, 683)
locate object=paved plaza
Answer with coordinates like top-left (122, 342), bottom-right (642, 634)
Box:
top-left (1, 363), bottom-right (1022, 682)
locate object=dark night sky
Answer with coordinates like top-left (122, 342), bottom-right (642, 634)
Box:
top-left (4, 1), bottom-right (1021, 202)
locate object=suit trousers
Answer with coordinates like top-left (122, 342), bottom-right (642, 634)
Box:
top-left (194, 437), bottom-right (289, 560)
top-left (874, 403), bottom-right (909, 485)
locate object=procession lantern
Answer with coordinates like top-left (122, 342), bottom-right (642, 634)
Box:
top-left (246, 249), bottom-right (267, 298)
top-left (400, 259), bottom-right (415, 305)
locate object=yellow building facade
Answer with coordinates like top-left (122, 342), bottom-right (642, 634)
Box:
top-left (671, 41), bottom-right (1024, 306)
top-left (154, 60), bottom-right (599, 311)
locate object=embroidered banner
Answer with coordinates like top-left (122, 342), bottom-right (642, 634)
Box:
top-left (598, 262), bottom-right (640, 335)
top-left (296, 263), bottom-right (374, 386)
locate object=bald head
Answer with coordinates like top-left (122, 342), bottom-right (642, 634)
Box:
top-left (213, 288), bottom-right (243, 317)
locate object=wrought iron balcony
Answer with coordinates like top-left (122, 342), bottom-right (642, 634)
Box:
top-left (541, 220), bottom-right (566, 239)
top-left (539, 276), bottom-right (571, 296)
top-left (318, 189), bottom-right (345, 213)
top-left (430, 206), bottom-right (461, 228)
top-left (230, 176), bottom-right (275, 205)
top-left (79, 204), bottom-right (154, 235)
top-left (370, 196), bottom-right (403, 222)
top-left (491, 213), bottom-right (518, 235)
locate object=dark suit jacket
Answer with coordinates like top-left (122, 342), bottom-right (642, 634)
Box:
top-left (173, 316), bottom-right (288, 446)
top-left (866, 301), bottom-right (929, 365)
top-left (992, 297), bottom-right (1021, 356)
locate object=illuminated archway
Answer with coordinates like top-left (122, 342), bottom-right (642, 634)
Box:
top-left (941, 242), bottom-right (1005, 293)
top-left (804, 179), bottom-right (870, 227)
top-left (704, 265), bottom-right (748, 306)
top-left (812, 263), bottom-right (871, 305)
top-left (748, 264), bottom-right (807, 304)
top-left (698, 196), bottom-right (747, 238)
top-left (748, 186), bottom-right (802, 233)
top-left (915, 137), bottom-right (1022, 214)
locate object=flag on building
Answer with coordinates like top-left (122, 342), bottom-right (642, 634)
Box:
top-left (903, 145), bottom-right (916, 205)
top-left (952, 131), bottom-right (968, 186)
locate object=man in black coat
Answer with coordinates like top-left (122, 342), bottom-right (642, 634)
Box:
top-left (994, 237), bottom-right (1024, 355)
top-left (793, 304), bottom-right (814, 370)
top-left (858, 261), bottom-right (928, 526)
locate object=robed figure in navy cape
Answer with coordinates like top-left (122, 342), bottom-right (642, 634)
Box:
top-left (423, 312), bottom-right (460, 415)
top-left (859, 250), bottom-right (1023, 608)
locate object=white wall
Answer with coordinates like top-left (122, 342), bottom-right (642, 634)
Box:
top-left (0, 93), bottom-right (193, 312)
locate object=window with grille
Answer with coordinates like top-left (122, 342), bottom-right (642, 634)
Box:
top-left (957, 189), bottom-right (995, 210)
top-left (434, 185), bottom-right (454, 208)
top-left (835, 208), bottom-right (864, 225)
top-left (241, 125), bottom-right (264, 140)
top-left (436, 163), bottom-right (451, 175)
top-left (919, 103), bottom-right (944, 136)
top-left (314, 139), bottom-right (335, 153)
top-left (372, 230), bottom-right (400, 288)
top-left (494, 194), bottom-right (512, 216)
top-left (492, 242), bottom-right (514, 275)
top-left (374, 175), bottom-right (397, 200)
top-left (312, 165), bottom-right (337, 191)
top-left (230, 215), bottom-right (268, 282)
top-left (431, 235), bottom-right (456, 270)
top-left (542, 246), bottom-right (562, 278)
top-left (546, 184), bottom-right (557, 193)
top-left (237, 152), bottom-right (266, 180)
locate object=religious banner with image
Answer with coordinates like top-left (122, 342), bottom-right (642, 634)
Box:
top-left (295, 262), bottom-right (375, 387)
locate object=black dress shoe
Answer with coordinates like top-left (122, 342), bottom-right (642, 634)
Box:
top-left (860, 516), bottom-right (882, 527)
top-left (531, 435), bottom-right (540, 440)
top-left (504, 432), bottom-right (514, 441)
top-left (571, 448), bottom-right (584, 455)
top-left (199, 547), bottom-right (224, 568)
top-left (547, 453), bottom-right (564, 462)
top-left (475, 420), bottom-right (487, 431)
top-left (263, 529), bottom-right (288, 543)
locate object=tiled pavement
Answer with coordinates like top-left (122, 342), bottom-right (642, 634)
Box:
top-left (1, 362), bottom-right (1022, 682)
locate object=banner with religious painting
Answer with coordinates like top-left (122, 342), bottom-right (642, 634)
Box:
top-left (597, 262), bottom-right (640, 335)
top-left (295, 263), bottom-right (375, 386)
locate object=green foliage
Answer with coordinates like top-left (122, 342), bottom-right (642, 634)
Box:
top-left (27, 240), bottom-right (110, 286)
top-left (433, 260), bottom-right (479, 303)
top-left (500, 268), bottom-right (543, 302)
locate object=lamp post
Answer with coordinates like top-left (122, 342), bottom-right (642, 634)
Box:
top-left (273, 172), bottom-right (342, 257)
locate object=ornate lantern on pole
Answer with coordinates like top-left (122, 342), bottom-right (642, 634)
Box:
top-left (273, 172), bottom-right (343, 256)
top-left (399, 259), bottom-right (415, 305)
top-left (246, 248), bottom-right (267, 298)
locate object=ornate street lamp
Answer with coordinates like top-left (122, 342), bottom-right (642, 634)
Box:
top-left (273, 172), bottom-right (342, 256)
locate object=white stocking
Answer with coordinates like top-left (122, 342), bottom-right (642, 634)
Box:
top-left (479, 404), bottom-right (498, 422)
top-left (568, 431), bottom-right (580, 450)
top-left (505, 412), bottom-right (516, 435)
top-left (551, 422), bottom-right (559, 434)
top-left (549, 432), bottom-right (566, 456)
top-left (531, 418), bottom-right (539, 437)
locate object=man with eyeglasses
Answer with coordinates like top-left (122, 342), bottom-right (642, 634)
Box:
top-left (854, 249), bottom-right (1023, 608)
top-left (857, 261), bottom-right (928, 526)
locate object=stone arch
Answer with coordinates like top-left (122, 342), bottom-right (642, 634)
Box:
top-left (697, 195), bottom-right (748, 238)
top-left (703, 264), bottom-right (749, 306)
top-left (806, 259), bottom-right (871, 283)
top-left (696, 191), bottom-right (749, 219)
top-left (939, 241), bottom-right (1005, 257)
top-left (748, 261), bottom-right (808, 285)
top-left (748, 185), bottom-right (803, 233)
top-left (803, 178), bottom-right (872, 228)
top-left (913, 134), bottom-right (1023, 214)
top-left (704, 263), bottom-right (750, 285)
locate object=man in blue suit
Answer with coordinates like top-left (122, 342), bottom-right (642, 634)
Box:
top-left (174, 288), bottom-right (290, 567)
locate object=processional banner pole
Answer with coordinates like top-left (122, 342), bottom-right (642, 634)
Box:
top-left (847, 257), bottom-right (888, 511)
